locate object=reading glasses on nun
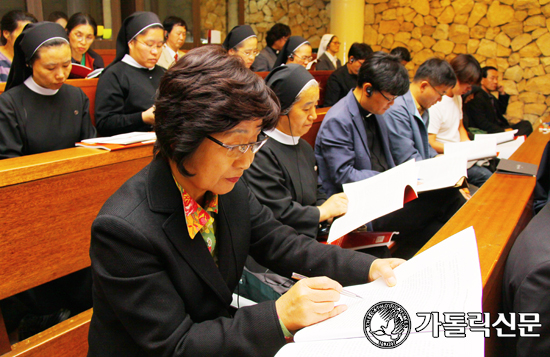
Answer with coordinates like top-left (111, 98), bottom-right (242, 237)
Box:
top-left (238, 49), bottom-right (260, 58)
top-left (292, 52), bottom-right (314, 63)
top-left (135, 39), bottom-right (165, 49)
top-left (207, 132), bottom-right (269, 158)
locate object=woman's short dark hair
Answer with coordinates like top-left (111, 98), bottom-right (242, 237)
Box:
top-left (266, 23), bottom-right (290, 47)
top-left (348, 43), bottom-right (373, 61)
top-left (163, 16), bottom-right (187, 35)
top-left (47, 11), bottom-right (68, 23)
top-left (413, 58), bottom-right (457, 88)
top-left (1, 10), bottom-right (37, 45)
top-left (450, 54), bottom-right (481, 85)
top-left (29, 38), bottom-right (69, 65)
top-left (154, 45), bottom-right (280, 176)
top-left (66, 13), bottom-right (98, 36)
top-left (357, 52), bottom-right (410, 96)
top-left (390, 46), bottom-right (411, 62)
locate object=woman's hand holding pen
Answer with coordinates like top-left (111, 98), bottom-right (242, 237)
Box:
top-left (275, 276), bottom-right (347, 333)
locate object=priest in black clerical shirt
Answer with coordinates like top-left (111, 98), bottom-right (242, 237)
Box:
top-left (322, 43), bottom-right (373, 108)
top-left (315, 52), bottom-right (466, 258)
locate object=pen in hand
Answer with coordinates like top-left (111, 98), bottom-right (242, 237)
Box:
top-left (291, 272), bottom-right (364, 299)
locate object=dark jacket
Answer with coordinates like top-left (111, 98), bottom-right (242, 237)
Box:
top-left (315, 90), bottom-right (395, 196)
top-left (463, 86), bottom-right (510, 133)
top-left (322, 64), bottom-right (357, 108)
top-left (88, 157), bottom-right (375, 357)
top-left (316, 52), bottom-right (341, 71)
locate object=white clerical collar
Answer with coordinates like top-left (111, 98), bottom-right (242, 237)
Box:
top-left (24, 76), bottom-right (59, 96)
top-left (164, 44), bottom-right (176, 59)
top-left (121, 54), bottom-right (155, 71)
top-left (265, 128), bottom-right (301, 146)
top-left (324, 51), bottom-right (338, 69)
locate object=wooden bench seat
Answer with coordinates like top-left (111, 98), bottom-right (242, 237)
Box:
top-left (0, 146), bottom-right (154, 356)
top-left (417, 126), bottom-right (550, 356)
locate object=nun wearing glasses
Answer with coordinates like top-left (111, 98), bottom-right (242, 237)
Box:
top-left (223, 25), bottom-right (258, 69)
top-left (95, 11), bottom-right (165, 136)
top-left (0, 21), bottom-right (96, 159)
top-left (88, 46), bottom-right (403, 356)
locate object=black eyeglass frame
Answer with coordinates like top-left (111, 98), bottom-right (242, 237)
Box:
top-left (206, 132), bottom-right (269, 157)
top-left (377, 89), bottom-right (399, 103)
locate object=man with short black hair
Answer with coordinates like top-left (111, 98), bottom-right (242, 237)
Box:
top-left (383, 58), bottom-right (456, 165)
top-left (428, 54), bottom-right (493, 187)
top-left (250, 23), bottom-right (290, 72)
top-left (464, 66), bottom-right (533, 136)
top-left (315, 53), bottom-right (466, 258)
top-left (322, 43), bottom-right (373, 107)
top-left (390, 46), bottom-right (411, 66)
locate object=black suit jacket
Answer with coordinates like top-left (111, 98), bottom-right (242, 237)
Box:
top-left (463, 86), bottom-right (510, 133)
top-left (88, 157), bottom-right (375, 357)
top-left (503, 201), bottom-right (550, 357)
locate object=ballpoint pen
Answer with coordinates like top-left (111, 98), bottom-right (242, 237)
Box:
top-left (291, 272), bottom-right (364, 299)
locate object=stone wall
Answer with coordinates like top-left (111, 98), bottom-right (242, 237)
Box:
top-left (245, 0), bottom-right (331, 50)
top-left (201, 0), bottom-right (227, 43)
top-left (365, 0), bottom-right (550, 125)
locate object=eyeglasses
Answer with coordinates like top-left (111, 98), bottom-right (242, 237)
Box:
top-left (428, 82), bottom-right (446, 98)
top-left (331, 41), bottom-right (341, 45)
top-left (292, 52), bottom-right (313, 63)
top-left (237, 49), bottom-right (259, 58)
top-left (378, 90), bottom-right (398, 103)
top-left (206, 132), bottom-right (269, 158)
top-left (72, 32), bottom-right (94, 42)
top-left (135, 39), bottom-right (165, 50)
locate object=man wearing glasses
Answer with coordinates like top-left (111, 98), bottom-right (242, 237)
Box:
top-left (315, 53), bottom-right (465, 258)
top-left (383, 58), bottom-right (456, 165)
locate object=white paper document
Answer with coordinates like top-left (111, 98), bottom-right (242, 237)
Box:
top-left (497, 136), bottom-right (525, 159)
top-left (416, 155), bottom-right (467, 192)
top-left (276, 227), bottom-right (484, 357)
top-left (81, 132), bottom-right (156, 145)
top-left (327, 160), bottom-right (418, 243)
top-left (444, 138), bottom-right (497, 161)
top-left (474, 129), bottom-right (518, 144)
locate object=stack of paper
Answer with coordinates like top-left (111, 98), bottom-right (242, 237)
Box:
top-left (444, 138), bottom-right (497, 161)
top-left (276, 227), bottom-right (484, 357)
top-left (76, 132), bottom-right (156, 151)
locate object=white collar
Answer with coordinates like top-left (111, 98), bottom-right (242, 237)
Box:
top-left (121, 54), bottom-right (155, 71)
top-left (324, 51), bottom-right (338, 68)
top-left (164, 44), bottom-right (176, 59)
top-left (24, 76), bottom-right (59, 96)
top-left (265, 128), bottom-right (301, 146)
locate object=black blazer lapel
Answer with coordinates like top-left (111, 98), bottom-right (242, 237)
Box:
top-left (147, 157), bottom-right (233, 306)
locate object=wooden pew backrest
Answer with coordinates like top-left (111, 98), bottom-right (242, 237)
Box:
top-left (93, 49), bottom-right (116, 67)
top-left (65, 79), bottom-right (98, 126)
top-left (0, 146), bottom-right (154, 356)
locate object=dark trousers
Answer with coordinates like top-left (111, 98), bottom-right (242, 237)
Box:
top-left (512, 120), bottom-right (533, 137)
top-left (372, 187), bottom-right (466, 259)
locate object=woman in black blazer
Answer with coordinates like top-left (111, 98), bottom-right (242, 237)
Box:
top-left (88, 45), bottom-right (404, 357)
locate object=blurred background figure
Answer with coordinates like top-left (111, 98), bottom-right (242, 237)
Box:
top-left (223, 24), bottom-right (257, 69)
top-left (0, 10), bottom-right (37, 82)
top-left (251, 23), bottom-right (290, 72)
top-left (390, 46), bottom-right (411, 66)
top-left (158, 16), bottom-right (187, 69)
top-left (274, 35), bottom-right (312, 68)
top-left (48, 11), bottom-right (68, 28)
top-left (316, 34), bottom-right (341, 71)
top-left (66, 13), bottom-right (104, 71)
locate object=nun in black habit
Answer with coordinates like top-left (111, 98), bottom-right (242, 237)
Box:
top-left (243, 64), bottom-right (348, 238)
top-left (222, 25), bottom-right (258, 69)
top-left (94, 12), bottom-right (165, 136)
top-left (0, 22), bottom-right (96, 159)
top-left (272, 36), bottom-right (312, 68)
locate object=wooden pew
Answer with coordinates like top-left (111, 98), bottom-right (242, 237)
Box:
top-left (255, 70), bottom-right (333, 108)
top-left (417, 127), bottom-right (550, 357)
top-left (0, 145), bottom-right (154, 357)
top-left (92, 49), bottom-right (116, 67)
